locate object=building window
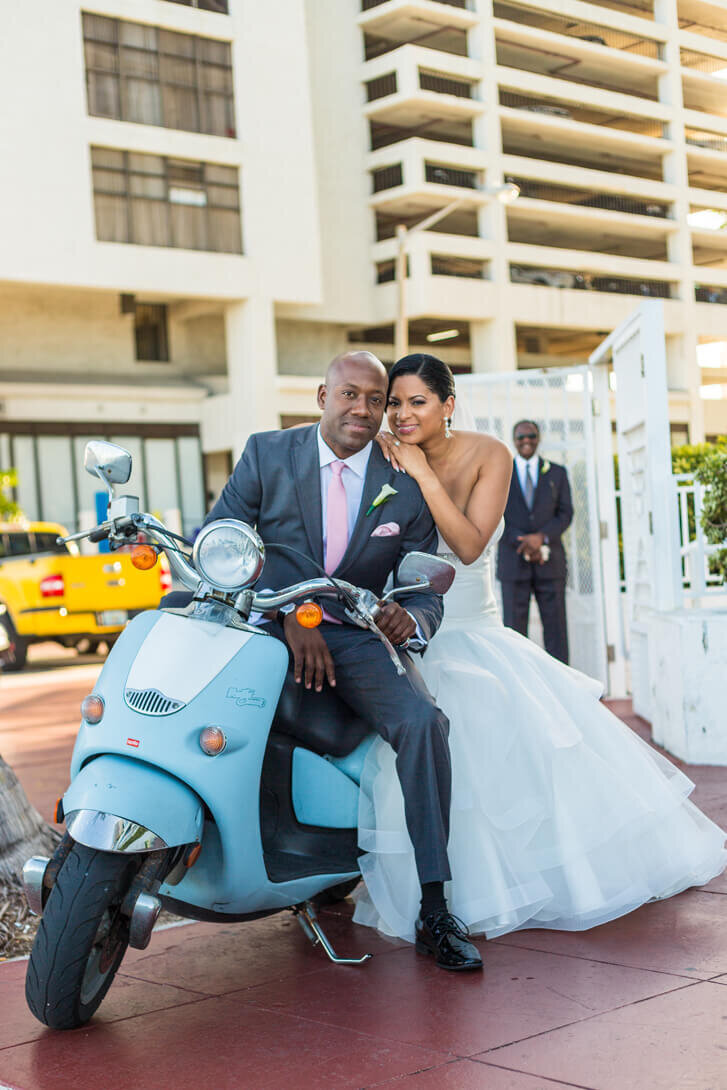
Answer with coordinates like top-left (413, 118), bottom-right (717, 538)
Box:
top-left (164, 1), bottom-right (229, 10)
top-left (91, 147), bottom-right (243, 253)
top-left (135, 304), bottom-right (170, 361)
top-left (82, 13), bottom-right (236, 137)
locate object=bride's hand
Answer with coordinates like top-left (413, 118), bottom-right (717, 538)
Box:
top-left (377, 432), bottom-right (430, 480)
top-left (375, 431), bottom-right (403, 472)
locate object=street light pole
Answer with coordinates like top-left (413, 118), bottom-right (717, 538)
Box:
top-left (392, 183), bottom-right (519, 361)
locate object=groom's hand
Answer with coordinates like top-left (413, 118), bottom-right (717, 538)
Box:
top-left (375, 602), bottom-right (417, 646)
top-left (283, 612), bottom-right (336, 692)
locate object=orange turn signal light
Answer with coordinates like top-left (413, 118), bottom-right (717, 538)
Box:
top-left (199, 726), bottom-right (227, 756)
top-left (296, 601), bottom-right (323, 629)
top-left (131, 544), bottom-right (158, 571)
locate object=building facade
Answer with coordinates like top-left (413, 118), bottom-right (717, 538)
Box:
top-left (1, 0), bottom-right (727, 532)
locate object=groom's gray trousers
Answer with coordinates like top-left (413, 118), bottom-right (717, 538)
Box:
top-left (270, 618), bottom-right (452, 885)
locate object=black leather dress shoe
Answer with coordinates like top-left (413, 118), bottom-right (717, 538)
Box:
top-left (415, 911), bottom-right (483, 971)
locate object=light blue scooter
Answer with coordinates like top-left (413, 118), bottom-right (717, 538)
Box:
top-left (23, 440), bottom-right (454, 1030)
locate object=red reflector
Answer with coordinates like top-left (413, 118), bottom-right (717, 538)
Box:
top-left (159, 559), bottom-right (172, 595)
top-left (40, 574), bottom-right (65, 598)
top-left (126, 738), bottom-right (140, 748)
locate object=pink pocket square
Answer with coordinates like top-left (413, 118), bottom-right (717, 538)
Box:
top-left (371, 522), bottom-right (400, 538)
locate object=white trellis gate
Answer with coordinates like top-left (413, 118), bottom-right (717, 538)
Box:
top-left (456, 366), bottom-right (624, 694)
top-left (589, 300), bottom-right (682, 718)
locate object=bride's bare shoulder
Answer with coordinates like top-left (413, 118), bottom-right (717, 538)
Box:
top-left (458, 431), bottom-right (512, 471)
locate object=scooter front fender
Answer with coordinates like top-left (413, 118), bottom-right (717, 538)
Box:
top-left (63, 754), bottom-right (204, 853)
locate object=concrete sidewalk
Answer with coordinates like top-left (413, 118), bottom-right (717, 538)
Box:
top-left (1, 667), bottom-right (726, 1089)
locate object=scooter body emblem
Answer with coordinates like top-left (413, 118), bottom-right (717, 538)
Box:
top-left (225, 686), bottom-right (266, 709)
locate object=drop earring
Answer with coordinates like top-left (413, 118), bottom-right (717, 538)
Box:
top-left (444, 417), bottom-right (452, 439)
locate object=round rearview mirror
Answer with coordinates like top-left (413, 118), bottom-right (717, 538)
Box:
top-left (84, 441), bottom-right (132, 487)
top-left (398, 552), bottom-right (456, 596)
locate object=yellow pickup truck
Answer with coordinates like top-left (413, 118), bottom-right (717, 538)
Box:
top-left (0, 521), bottom-right (171, 670)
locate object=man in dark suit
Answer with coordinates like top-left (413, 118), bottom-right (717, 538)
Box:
top-left (200, 351), bottom-right (481, 970)
top-left (497, 419), bottom-right (573, 664)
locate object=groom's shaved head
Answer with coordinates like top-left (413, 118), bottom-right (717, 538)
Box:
top-left (318, 351), bottom-right (388, 458)
top-left (325, 351), bottom-right (387, 387)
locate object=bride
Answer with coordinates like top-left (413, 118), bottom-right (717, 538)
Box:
top-left (353, 353), bottom-right (727, 942)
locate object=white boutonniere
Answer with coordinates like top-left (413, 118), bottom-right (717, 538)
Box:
top-left (541, 460), bottom-right (551, 474)
top-left (367, 483), bottom-right (397, 516)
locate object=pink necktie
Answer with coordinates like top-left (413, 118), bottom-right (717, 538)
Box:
top-left (325, 461), bottom-right (349, 574)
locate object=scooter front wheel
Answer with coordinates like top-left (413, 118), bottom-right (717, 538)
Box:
top-left (25, 843), bottom-right (136, 1029)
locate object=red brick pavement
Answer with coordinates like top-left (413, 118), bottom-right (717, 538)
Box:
top-left (1, 657), bottom-right (726, 1090)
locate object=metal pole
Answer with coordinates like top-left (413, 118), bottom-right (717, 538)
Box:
top-left (394, 223), bottom-right (408, 360)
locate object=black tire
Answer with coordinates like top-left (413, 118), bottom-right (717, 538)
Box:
top-left (74, 638), bottom-right (102, 655)
top-left (0, 613), bottom-right (28, 671)
top-left (25, 843), bottom-right (136, 1029)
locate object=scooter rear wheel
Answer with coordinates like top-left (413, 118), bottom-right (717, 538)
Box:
top-left (25, 843), bottom-right (136, 1029)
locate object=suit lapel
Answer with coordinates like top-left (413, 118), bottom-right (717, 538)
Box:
top-left (532, 457), bottom-right (548, 510)
top-left (335, 445), bottom-right (391, 576)
top-left (291, 427), bottom-right (324, 567)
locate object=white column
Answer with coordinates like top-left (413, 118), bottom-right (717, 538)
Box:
top-left (224, 296), bottom-right (279, 459)
top-left (471, 317), bottom-right (517, 373)
top-left (469, 0), bottom-right (517, 374)
top-left (654, 0), bottom-right (705, 442)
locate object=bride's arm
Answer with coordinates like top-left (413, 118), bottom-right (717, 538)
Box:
top-left (417, 437), bottom-right (512, 565)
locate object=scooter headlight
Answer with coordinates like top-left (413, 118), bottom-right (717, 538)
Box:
top-left (193, 519), bottom-right (265, 592)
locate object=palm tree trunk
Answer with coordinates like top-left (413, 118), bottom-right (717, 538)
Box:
top-left (0, 755), bottom-right (59, 887)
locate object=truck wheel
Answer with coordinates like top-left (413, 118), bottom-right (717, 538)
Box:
top-left (25, 843), bottom-right (136, 1029)
top-left (0, 614), bottom-right (28, 671)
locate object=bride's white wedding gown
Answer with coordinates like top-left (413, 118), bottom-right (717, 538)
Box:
top-left (353, 522), bottom-right (727, 942)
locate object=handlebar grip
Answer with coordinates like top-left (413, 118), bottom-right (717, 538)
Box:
top-left (88, 526), bottom-right (110, 543)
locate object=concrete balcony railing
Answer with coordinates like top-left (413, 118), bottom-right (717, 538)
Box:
top-left (498, 82), bottom-right (671, 179)
top-left (507, 241), bottom-right (677, 288)
top-left (681, 37), bottom-right (727, 118)
top-left (686, 126), bottom-right (727, 155)
top-left (494, 15), bottom-right (666, 101)
top-left (372, 231), bottom-right (496, 319)
top-left (506, 176), bottom-right (671, 218)
top-left (498, 89), bottom-right (666, 138)
top-left (363, 45), bottom-right (483, 127)
top-left (359, 0), bottom-right (479, 61)
top-left (493, 0), bottom-right (664, 60)
top-left (367, 137), bottom-right (488, 201)
top-left (502, 154), bottom-right (677, 209)
top-left (362, 0), bottom-right (470, 9)
top-left (364, 48), bottom-right (484, 149)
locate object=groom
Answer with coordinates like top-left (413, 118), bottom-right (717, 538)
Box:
top-left (205, 351), bottom-right (481, 971)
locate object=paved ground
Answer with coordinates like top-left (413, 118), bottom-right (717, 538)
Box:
top-left (1, 651), bottom-right (726, 1090)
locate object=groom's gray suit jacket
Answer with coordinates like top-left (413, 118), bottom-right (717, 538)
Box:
top-left (205, 424), bottom-right (444, 639)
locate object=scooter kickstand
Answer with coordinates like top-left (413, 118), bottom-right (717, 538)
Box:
top-left (291, 902), bottom-right (372, 966)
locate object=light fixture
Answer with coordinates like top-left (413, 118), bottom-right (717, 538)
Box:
top-left (426, 329), bottom-right (460, 343)
top-left (490, 181), bottom-right (520, 204)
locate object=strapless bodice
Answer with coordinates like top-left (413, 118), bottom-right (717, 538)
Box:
top-left (436, 519), bottom-right (503, 627)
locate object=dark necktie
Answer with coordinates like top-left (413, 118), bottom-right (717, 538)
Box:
top-left (524, 465), bottom-right (535, 509)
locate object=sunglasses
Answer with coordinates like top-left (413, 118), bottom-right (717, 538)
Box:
top-left (515, 432), bottom-right (538, 441)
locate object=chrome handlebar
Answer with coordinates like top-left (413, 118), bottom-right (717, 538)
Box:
top-left (60, 516), bottom-right (411, 677)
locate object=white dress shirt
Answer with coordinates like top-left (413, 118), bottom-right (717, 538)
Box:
top-left (515, 453), bottom-right (539, 495)
top-left (317, 428), bottom-right (425, 649)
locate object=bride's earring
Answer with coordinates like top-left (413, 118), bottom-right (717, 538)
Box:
top-left (444, 416), bottom-right (452, 439)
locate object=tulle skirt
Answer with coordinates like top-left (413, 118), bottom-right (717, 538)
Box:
top-left (353, 620), bottom-right (727, 942)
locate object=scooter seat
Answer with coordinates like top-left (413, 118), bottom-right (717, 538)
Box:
top-left (326, 734), bottom-right (376, 786)
top-left (272, 667), bottom-right (370, 758)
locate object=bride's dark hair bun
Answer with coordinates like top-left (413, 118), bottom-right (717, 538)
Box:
top-left (388, 353), bottom-right (456, 403)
